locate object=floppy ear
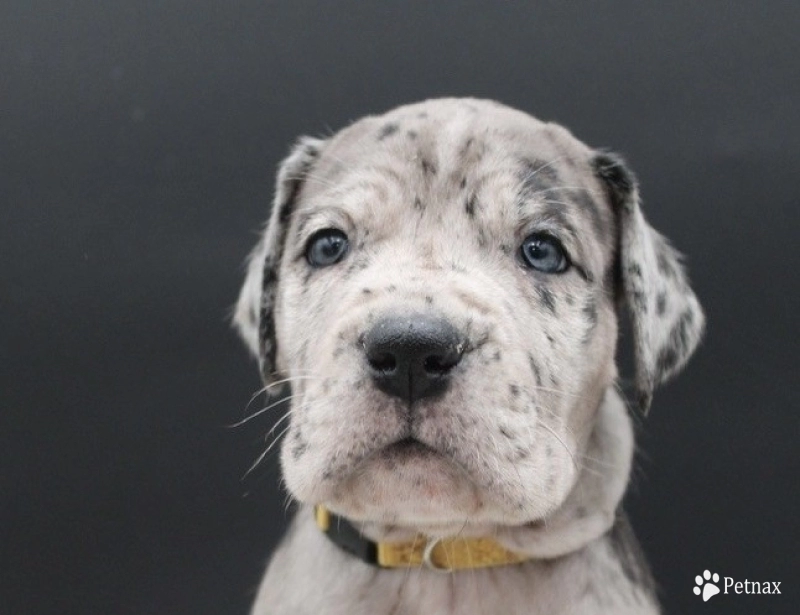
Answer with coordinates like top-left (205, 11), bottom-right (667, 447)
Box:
top-left (233, 136), bottom-right (327, 388)
top-left (592, 151), bottom-right (705, 413)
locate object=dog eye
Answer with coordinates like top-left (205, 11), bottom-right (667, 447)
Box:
top-left (306, 229), bottom-right (349, 267)
top-left (520, 233), bottom-right (570, 273)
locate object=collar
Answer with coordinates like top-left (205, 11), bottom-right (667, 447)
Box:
top-left (314, 506), bottom-right (531, 571)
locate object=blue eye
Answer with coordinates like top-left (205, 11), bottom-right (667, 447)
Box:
top-left (520, 233), bottom-right (569, 273)
top-left (306, 229), bottom-right (349, 267)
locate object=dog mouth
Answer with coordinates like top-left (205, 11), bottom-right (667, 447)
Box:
top-left (380, 436), bottom-right (440, 460)
top-left (345, 435), bottom-right (453, 474)
top-left (369, 436), bottom-right (472, 480)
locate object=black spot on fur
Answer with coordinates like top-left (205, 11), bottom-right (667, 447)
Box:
top-left (262, 263), bottom-right (278, 287)
top-left (518, 158), bottom-right (561, 200)
top-left (424, 295), bottom-right (433, 305)
top-left (536, 286), bottom-right (557, 314)
top-left (459, 177), bottom-right (467, 190)
top-left (656, 249), bottom-right (678, 279)
top-left (582, 297), bottom-right (598, 344)
top-left (377, 123), bottom-right (399, 140)
top-left (345, 255), bottom-right (370, 275)
top-left (493, 350), bottom-right (502, 362)
top-left (362, 288), bottom-right (372, 295)
top-left (465, 193), bottom-right (478, 217)
top-left (477, 228), bottom-right (488, 249)
top-left (528, 354), bottom-right (543, 387)
top-left (258, 262), bottom-right (279, 374)
top-left (387, 284), bottom-right (397, 293)
top-left (591, 151), bottom-right (637, 208)
top-left (637, 390), bottom-right (652, 412)
top-left (417, 111), bottom-right (428, 118)
top-left (656, 292), bottom-right (667, 315)
top-left (627, 263), bottom-right (642, 278)
top-left (572, 264), bottom-right (594, 284)
top-left (414, 197), bottom-right (425, 211)
top-left (569, 188), bottom-right (606, 238)
top-left (291, 439), bottom-right (307, 460)
top-left (458, 137), bottom-right (475, 159)
top-left (406, 130), bottom-right (417, 140)
top-left (545, 332), bottom-right (556, 346)
top-left (509, 384), bottom-right (520, 397)
top-left (656, 308), bottom-right (695, 376)
top-left (656, 346), bottom-right (678, 376)
top-left (499, 426), bottom-right (514, 440)
top-left (630, 288), bottom-right (648, 314)
top-left (420, 158), bottom-right (437, 176)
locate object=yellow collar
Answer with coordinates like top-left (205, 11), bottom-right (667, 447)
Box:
top-left (315, 506), bottom-right (530, 571)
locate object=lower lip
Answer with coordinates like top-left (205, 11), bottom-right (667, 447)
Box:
top-left (386, 437), bottom-right (435, 456)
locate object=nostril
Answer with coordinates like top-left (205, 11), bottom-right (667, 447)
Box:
top-left (423, 350), bottom-right (461, 375)
top-left (368, 351), bottom-right (397, 374)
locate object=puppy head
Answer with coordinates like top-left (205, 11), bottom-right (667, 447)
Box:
top-left (234, 99), bottom-right (704, 530)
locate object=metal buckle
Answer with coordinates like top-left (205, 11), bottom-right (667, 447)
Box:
top-left (422, 538), bottom-right (451, 572)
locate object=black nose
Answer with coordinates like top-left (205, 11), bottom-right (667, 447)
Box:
top-left (363, 314), bottom-right (463, 404)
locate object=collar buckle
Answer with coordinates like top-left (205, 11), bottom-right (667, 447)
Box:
top-left (422, 537), bottom-right (451, 572)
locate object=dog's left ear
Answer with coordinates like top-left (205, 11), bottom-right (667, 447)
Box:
top-left (592, 151), bottom-right (705, 413)
top-left (233, 136), bottom-right (327, 388)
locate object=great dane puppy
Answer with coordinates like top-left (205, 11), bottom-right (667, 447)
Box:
top-left (234, 98), bottom-right (704, 615)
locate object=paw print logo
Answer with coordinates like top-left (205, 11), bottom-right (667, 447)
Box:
top-left (694, 570), bottom-right (721, 602)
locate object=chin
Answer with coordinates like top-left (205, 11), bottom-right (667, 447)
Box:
top-left (308, 439), bottom-right (482, 525)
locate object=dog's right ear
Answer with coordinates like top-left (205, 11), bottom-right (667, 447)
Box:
top-left (233, 136), bottom-right (326, 388)
top-left (592, 151), bottom-right (705, 414)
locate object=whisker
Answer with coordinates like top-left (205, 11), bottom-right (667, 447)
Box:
top-left (521, 155), bottom-right (568, 182)
top-left (243, 424), bottom-right (292, 479)
top-left (228, 395), bottom-right (297, 428)
top-left (264, 408), bottom-right (295, 440)
top-left (526, 184), bottom-right (602, 199)
top-left (528, 384), bottom-right (596, 403)
top-left (538, 421), bottom-right (580, 474)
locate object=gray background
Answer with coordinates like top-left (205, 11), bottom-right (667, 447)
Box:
top-left (2, 1), bottom-right (798, 614)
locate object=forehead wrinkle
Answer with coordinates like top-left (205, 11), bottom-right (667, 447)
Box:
top-left (519, 201), bottom-right (580, 240)
top-left (289, 205), bottom-right (353, 249)
top-left (515, 161), bottom-right (609, 242)
top-left (292, 179), bottom-right (396, 234)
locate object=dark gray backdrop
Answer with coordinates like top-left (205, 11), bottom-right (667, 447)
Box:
top-left (2, 2), bottom-right (798, 614)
